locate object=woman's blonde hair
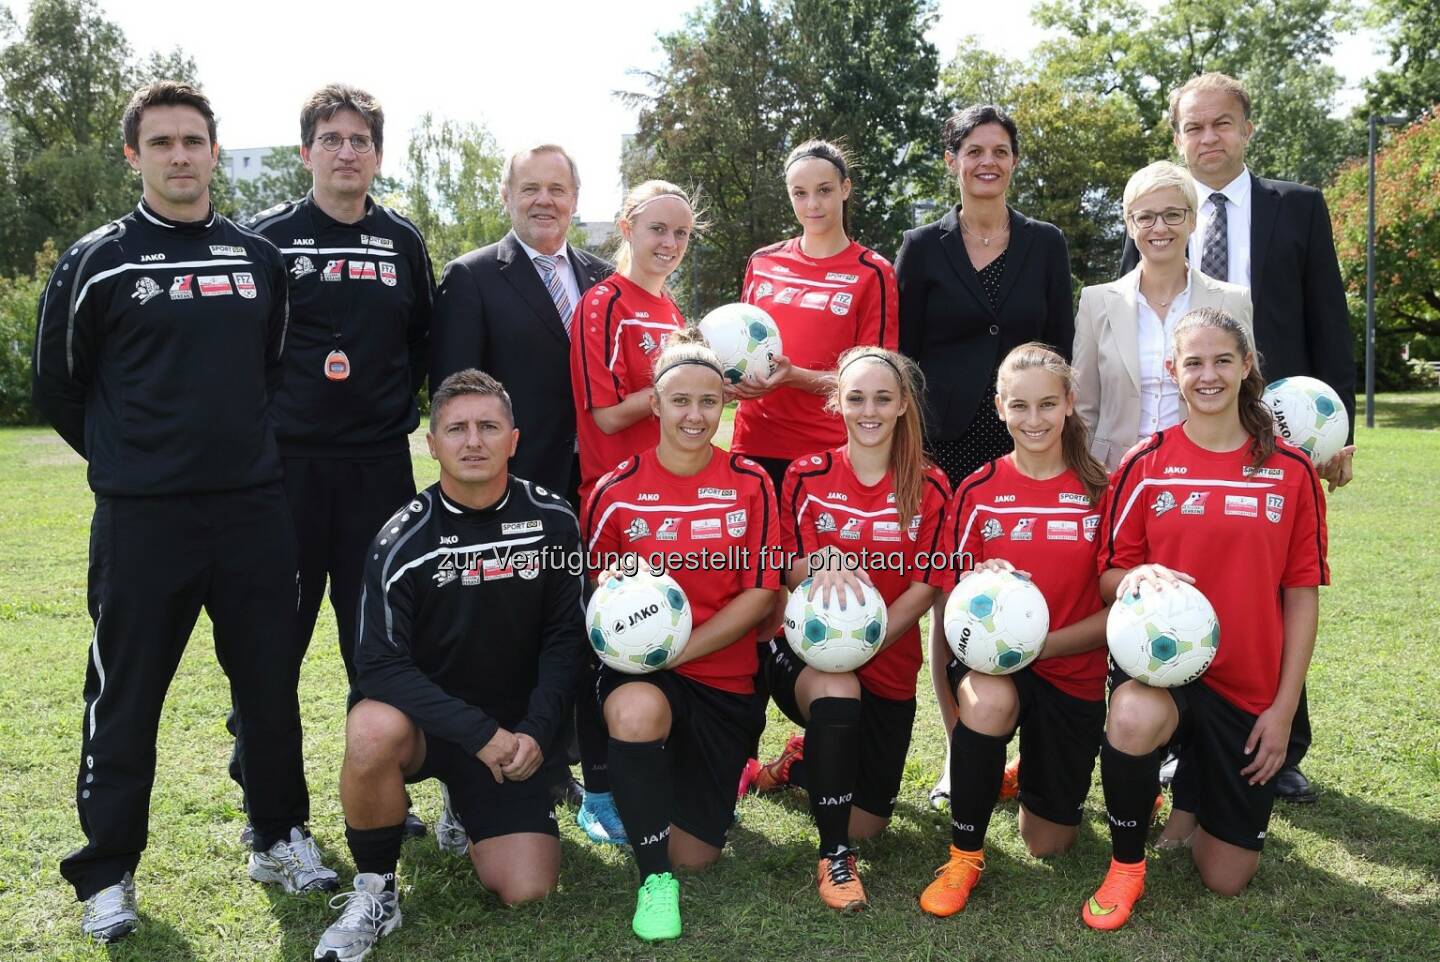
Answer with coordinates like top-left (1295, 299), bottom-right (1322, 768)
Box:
top-left (826, 347), bottom-right (931, 527)
top-left (1122, 160), bottom-right (1198, 224)
top-left (614, 179), bottom-right (707, 275)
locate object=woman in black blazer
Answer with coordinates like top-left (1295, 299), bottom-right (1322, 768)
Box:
top-left (896, 105), bottom-right (1074, 488)
top-left (896, 105), bottom-right (1074, 811)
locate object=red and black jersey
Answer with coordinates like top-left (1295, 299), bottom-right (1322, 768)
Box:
top-left (584, 447), bottom-right (781, 694)
top-left (947, 456), bottom-right (1109, 701)
top-left (570, 274), bottom-right (685, 503)
top-left (1099, 426), bottom-right (1329, 715)
top-left (780, 448), bottom-right (950, 700)
top-left (732, 239), bottom-right (898, 461)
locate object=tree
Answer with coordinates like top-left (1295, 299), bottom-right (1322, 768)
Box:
top-left (229, 146), bottom-right (311, 221)
top-left (0, 241), bottom-right (55, 424)
top-left (1327, 108), bottom-right (1440, 387)
top-left (1362, 0), bottom-right (1440, 123)
top-left (396, 113), bottom-right (508, 272)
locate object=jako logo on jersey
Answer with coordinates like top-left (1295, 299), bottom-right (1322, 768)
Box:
top-left (290, 255), bottom-right (316, 279)
top-left (1011, 517), bottom-right (1035, 541)
top-left (626, 518), bottom-right (651, 542)
top-left (132, 277), bottom-right (163, 304)
top-left (698, 487), bottom-right (737, 500)
top-left (439, 535), bottom-right (458, 545)
top-left (379, 261), bottom-right (397, 286)
top-left (209, 244), bottom-right (246, 256)
top-left (636, 493), bottom-right (660, 502)
top-left (233, 272), bottom-right (257, 298)
top-left (1224, 494), bottom-right (1259, 518)
top-left (816, 512), bottom-right (838, 533)
top-left (1152, 491), bottom-right (1177, 516)
top-left (982, 518), bottom-right (1004, 541)
top-left (1058, 492), bottom-right (1090, 506)
top-left (994, 494), bottom-right (1016, 503)
top-left (1244, 466), bottom-right (1285, 480)
top-left (1266, 493), bottom-right (1285, 523)
top-left (198, 275), bottom-right (233, 297)
top-left (1083, 515), bottom-right (1100, 541)
top-left (1163, 465), bottom-right (1188, 475)
top-left (322, 259), bottom-right (346, 282)
top-left (726, 509), bottom-right (747, 537)
top-left (840, 518), bottom-right (864, 540)
top-left (656, 517), bottom-right (681, 541)
top-left (291, 238), bottom-right (316, 246)
top-left (873, 520), bottom-right (901, 542)
top-left (1047, 519), bottom-right (1079, 541)
top-left (501, 519), bottom-right (542, 535)
top-left (361, 233), bottom-right (393, 250)
top-left (690, 518), bottom-right (721, 540)
top-left (825, 272), bottom-right (859, 283)
top-left (168, 275), bottom-right (195, 300)
top-left (830, 292), bottom-right (853, 316)
top-left (815, 792), bottom-right (854, 806)
top-left (139, 252), bottom-right (166, 262)
top-left (1181, 491), bottom-right (1210, 516)
top-left (825, 491), bottom-right (849, 501)
top-left (349, 261), bottom-right (378, 281)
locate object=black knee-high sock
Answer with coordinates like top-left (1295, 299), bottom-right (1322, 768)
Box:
top-left (1101, 740), bottom-right (1162, 864)
top-left (346, 822), bottom-right (405, 892)
top-left (948, 718), bottom-right (1010, 851)
top-left (576, 669), bottom-right (611, 793)
top-left (804, 697), bottom-right (862, 857)
top-left (607, 738), bottom-right (673, 878)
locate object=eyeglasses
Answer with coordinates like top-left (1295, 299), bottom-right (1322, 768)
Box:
top-left (1129, 207), bottom-right (1191, 229)
top-left (314, 133), bottom-right (374, 153)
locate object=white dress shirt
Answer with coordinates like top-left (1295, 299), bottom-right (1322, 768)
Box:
top-left (514, 235), bottom-right (583, 309)
top-left (1135, 270), bottom-right (1192, 436)
top-left (1189, 167), bottom-right (1252, 288)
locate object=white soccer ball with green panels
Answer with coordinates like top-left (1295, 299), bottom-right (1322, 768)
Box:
top-left (697, 303), bottom-right (783, 384)
top-left (1106, 580), bottom-right (1219, 688)
top-left (1263, 375), bottom-right (1348, 465)
top-left (586, 570), bottom-right (692, 674)
top-left (944, 569), bottom-right (1049, 675)
top-left (783, 578), bottom-right (887, 673)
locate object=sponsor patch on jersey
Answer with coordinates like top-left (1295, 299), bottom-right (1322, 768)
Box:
top-left (290, 255), bottom-right (316, 279)
top-left (1058, 492), bottom-right (1090, 506)
top-left (829, 292), bottom-right (853, 316)
top-left (656, 517), bottom-right (681, 541)
top-left (816, 512), bottom-right (837, 533)
top-left (513, 550), bottom-right (541, 580)
top-left (799, 290), bottom-right (831, 311)
top-left (1083, 514), bottom-right (1100, 541)
top-left (840, 518), bottom-right (864, 540)
top-left (698, 486), bottom-right (737, 500)
top-left (168, 274), bottom-right (194, 300)
top-left (873, 520), bottom-right (901, 542)
top-left (1181, 491), bottom-right (1210, 516)
top-left (322, 259), bottom-right (345, 282)
top-left (481, 557), bottom-right (514, 582)
top-left (1244, 466), bottom-right (1285, 480)
top-left (132, 277), bottom-right (163, 305)
top-left (1047, 519), bottom-right (1079, 541)
top-left (1011, 517), bottom-right (1035, 541)
top-left (232, 272), bottom-right (257, 298)
top-left (726, 509), bottom-right (747, 537)
top-left (1152, 491), bottom-right (1177, 516)
top-left (774, 286), bottom-right (800, 304)
top-left (626, 518), bottom-right (651, 542)
top-left (379, 261), bottom-right (398, 286)
top-left (982, 518), bottom-right (1004, 541)
top-left (349, 260), bottom-right (378, 281)
top-left (1265, 493), bottom-right (1285, 523)
top-left (1224, 494), bottom-right (1259, 518)
top-left (825, 272), bottom-right (859, 283)
top-left (432, 567), bottom-right (457, 588)
top-left (209, 244), bottom-right (246, 256)
top-left (361, 233), bottom-right (394, 250)
top-left (198, 274), bottom-right (233, 296)
top-left (501, 519), bottom-right (542, 535)
top-left (755, 281), bottom-right (773, 298)
top-left (639, 332), bottom-right (656, 354)
top-left (690, 518), bottom-right (721, 540)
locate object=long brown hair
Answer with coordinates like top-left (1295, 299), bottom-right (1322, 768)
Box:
top-left (996, 342), bottom-right (1109, 506)
top-left (826, 347), bottom-right (930, 526)
top-left (1171, 307), bottom-right (1274, 471)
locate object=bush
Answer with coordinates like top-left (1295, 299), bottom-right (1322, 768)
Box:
top-left (0, 243), bottom-right (55, 425)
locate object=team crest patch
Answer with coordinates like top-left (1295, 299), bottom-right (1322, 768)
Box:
top-left (626, 518), bottom-right (651, 542)
top-left (726, 509), bottom-right (747, 536)
top-left (1083, 514), bottom-right (1100, 541)
top-left (1265, 493), bottom-right (1285, 523)
top-left (907, 515), bottom-right (922, 540)
top-left (639, 332), bottom-right (657, 354)
top-left (433, 566), bottom-right (457, 588)
top-left (830, 292), bottom-right (853, 316)
top-left (756, 281), bottom-right (773, 298)
top-left (1181, 491), bottom-right (1209, 516)
top-left (290, 255), bottom-right (316, 279)
top-left (1010, 517), bottom-right (1035, 541)
top-left (815, 512), bottom-right (838, 533)
top-left (322, 259), bottom-right (345, 282)
top-left (169, 275), bottom-right (194, 300)
top-left (514, 551), bottom-right (540, 580)
top-left (379, 262), bottom-right (398, 286)
top-left (656, 517), bottom-right (681, 541)
top-left (1152, 491), bottom-right (1177, 516)
top-left (233, 272), bottom-right (257, 298)
top-left (840, 518), bottom-right (864, 540)
top-left (982, 518), bottom-right (1004, 541)
top-left (775, 287), bottom-right (800, 304)
top-left (132, 277), bottom-right (162, 304)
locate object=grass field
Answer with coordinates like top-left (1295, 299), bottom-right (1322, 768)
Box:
top-left (2, 394), bottom-right (1438, 961)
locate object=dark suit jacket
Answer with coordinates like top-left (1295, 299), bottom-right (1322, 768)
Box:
top-left (897, 206), bottom-right (1074, 442)
top-left (429, 231), bottom-right (612, 496)
top-left (1121, 173), bottom-right (1355, 434)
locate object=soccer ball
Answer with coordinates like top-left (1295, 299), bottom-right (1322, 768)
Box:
top-left (783, 578), bottom-right (887, 673)
top-left (1263, 376), bottom-right (1348, 465)
top-left (697, 303), bottom-right (783, 384)
top-left (586, 570), bottom-right (692, 674)
top-left (1106, 581), bottom-right (1220, 688)
top-left (943, 569), bottom-right (1050, 675)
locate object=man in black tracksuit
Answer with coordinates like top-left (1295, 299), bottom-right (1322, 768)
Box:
top-left (313, 369), bottom-right (585, 961)
top-left (31, 82), bottom-right (332, 944)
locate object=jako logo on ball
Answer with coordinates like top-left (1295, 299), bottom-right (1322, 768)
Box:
top-left (587, 572), bottom-right (692, 674)
top-left (943, 569), bottom-right (1049, 675)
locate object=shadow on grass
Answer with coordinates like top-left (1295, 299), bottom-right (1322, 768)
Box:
top-left (1277, 782), bottom-right (1440, 884)
top-left (104, 915), bottom-right (199, 961)
top-left (1372, 392), bottom-right (1440, 430)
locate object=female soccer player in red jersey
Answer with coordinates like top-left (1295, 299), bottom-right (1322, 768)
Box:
top-left (747, 346), bottom-right (949, 912)
top-left (919, 343), bottom-right (1111, 917)
top-left (731, 139), bottom-right (899, 497)
top-left (584, 330), bottom-right (781, 942)
top-left (1081, 307), bottom-right (1327, 930)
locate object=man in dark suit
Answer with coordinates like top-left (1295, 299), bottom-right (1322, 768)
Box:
top-left (429, 144), bottom-right (611, 508)
top-left (1122, 72), bottom-right (1353, 803)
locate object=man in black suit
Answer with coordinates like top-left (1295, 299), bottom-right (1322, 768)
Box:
top-left (1122, 72), bottom-right (1353, 803)
top-left (429, 144), bottom-right (611, 508)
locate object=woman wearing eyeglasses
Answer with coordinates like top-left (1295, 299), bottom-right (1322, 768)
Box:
top-left (1072, 161), bottom-right (1252, 472)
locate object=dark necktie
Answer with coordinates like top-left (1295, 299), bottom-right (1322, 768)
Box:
top-left (533, 254), bottom-right (574, 337)
top-left (1200, 193), bottom-right (1229, 282)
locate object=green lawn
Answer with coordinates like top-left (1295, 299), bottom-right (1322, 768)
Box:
top-left (2, 394), bottom-right (1437, 961)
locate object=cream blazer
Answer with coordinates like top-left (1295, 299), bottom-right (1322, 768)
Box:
top-left (1073, 265), bottom-right (1253, 472)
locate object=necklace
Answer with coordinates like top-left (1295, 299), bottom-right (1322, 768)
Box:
top-left (959, 211), bottom-right (1009, 247)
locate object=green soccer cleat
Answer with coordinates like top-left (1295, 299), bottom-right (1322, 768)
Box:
top-left (632, 872), bottom-right (681, 942)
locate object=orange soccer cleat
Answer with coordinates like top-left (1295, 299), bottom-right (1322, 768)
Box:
top-left (751, 733), bottom-right (805, 794)
top-left (1082, 858), bottom-right (1146, 931)
top-left (998, 756), bottom-right (1021, 801)
top-left (919, 846), bottom-right (985, 917)
top-left (817, 850), bottom-right (868, 912)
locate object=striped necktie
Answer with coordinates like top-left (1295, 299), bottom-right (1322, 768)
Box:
top-left (1200, 193), bottom-right (1229, 282)
top-left (533, 254), bottom-right (574, 337)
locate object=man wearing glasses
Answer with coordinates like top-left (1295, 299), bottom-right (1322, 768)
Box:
top-left (240, 84), bottom-right (436, 838)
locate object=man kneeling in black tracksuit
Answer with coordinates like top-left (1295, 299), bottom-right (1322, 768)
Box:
top-left (313, 369), bottom-right (586, 962)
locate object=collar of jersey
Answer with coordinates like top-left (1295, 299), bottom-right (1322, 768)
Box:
top-left (304, 191), bottom-right (376, 231)
top-left (437, 480), bottom-right (513, 517)
top-left (137, 198), bottom-right (217, 234)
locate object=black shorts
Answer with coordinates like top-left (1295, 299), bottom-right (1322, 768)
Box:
top-left (748, 455), bottom-right (793, 497)
top-left (597, 667), bottom-right (762, 849)
top-left (948, 660), bottom-right (1105, 828)
top-left (762, 639), bottom-right (918, 819)
top-left (1109, 662), bottom-right (1276, 851)
top-left (406, 735), bottom-right (560, 843)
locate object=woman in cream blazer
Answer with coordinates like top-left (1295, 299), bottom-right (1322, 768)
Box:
top-left (1073, 162), bottom-right (1252, 471)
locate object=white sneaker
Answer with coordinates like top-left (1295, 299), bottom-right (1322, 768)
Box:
top-left (249, 826), bottom-right (341, 893)
top-left (929, 745), bottom-right (952, 811)
top-left (435, 783), bottom-right (470, 857)
top-left (314, 873), bottom-right (401, 961)
top-left (81, 872), bottom-right (138, 943)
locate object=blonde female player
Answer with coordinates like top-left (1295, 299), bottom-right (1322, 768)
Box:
top-left (569, 180), bottom-right (699, 846)
top-left (1082, 307), bottom-right (1327, 930)
top-left (919, 342), bottom-right (1111, 917)
top-left (748, 346), bottom-right (948, 912)
top-left (583, 329), bottom-right (781, 942)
